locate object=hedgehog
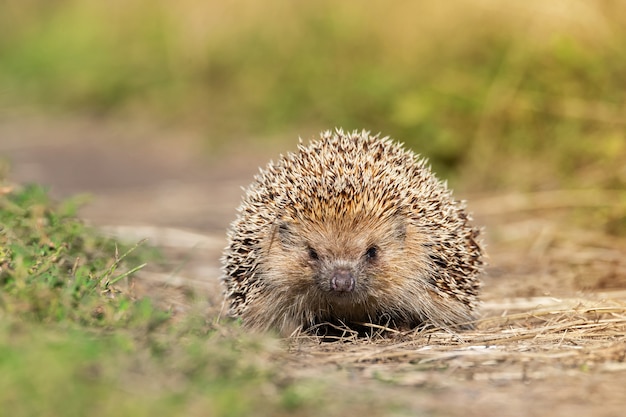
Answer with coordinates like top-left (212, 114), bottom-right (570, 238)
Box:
top-left (221, 129), bottom-right (484, 336)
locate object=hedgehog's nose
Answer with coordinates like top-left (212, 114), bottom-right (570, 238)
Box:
top-left (330, 269), bottom-right (355, 293)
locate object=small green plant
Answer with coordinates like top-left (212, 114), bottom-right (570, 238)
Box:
top-left (0, 182), bottom-right (160, 326)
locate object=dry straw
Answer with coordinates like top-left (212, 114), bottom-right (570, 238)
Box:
top-left (287, 299), bottom-right (626, 383)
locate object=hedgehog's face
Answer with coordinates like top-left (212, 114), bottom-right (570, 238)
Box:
top-left (263, 213), bottom-right (432, 312)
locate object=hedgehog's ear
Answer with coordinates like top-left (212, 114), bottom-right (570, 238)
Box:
top-left (273, 221), bottom-right (298, 247)
top-left (393, 218), bottom-right (407, 241)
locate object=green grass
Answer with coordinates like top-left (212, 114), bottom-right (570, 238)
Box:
top-left (0, 320), bottom-right (285, 417)
top-left (1, 0), bottom-right (625, 188)
top-left (0, 181), bottom-right (161, 326)
top-left (0, 318), bottom-right (407, 417)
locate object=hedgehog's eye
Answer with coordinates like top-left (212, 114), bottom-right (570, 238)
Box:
top-left (307, 246), bottom-right (319, 261)
top-left (365, 245), bottom-right (378, 261)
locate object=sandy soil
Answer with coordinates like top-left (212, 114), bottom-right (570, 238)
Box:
top-left (2, 117), bottom-right (625, 417)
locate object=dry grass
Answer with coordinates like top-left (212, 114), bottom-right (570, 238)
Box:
top-left (281, 300), bottom-right (626, 388)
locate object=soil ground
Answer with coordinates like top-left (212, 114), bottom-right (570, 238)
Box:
top-left (2, 117), bottom-right (625, 417)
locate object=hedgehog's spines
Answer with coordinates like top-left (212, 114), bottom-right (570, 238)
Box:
top-left (221, 128), bottom-right (484, 335)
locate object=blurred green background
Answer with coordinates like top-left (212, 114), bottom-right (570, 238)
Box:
top-left (1, 0), bottom-right (625, 190)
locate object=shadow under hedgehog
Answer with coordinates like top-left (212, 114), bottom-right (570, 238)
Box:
top-left (221, 129), bottom-right (484, 337)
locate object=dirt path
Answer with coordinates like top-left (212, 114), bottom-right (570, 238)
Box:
top-left (2, 117), bottom-right (625, 417)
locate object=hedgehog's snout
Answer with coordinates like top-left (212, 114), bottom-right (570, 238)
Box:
top-left (330, 268), bottom-right (356, 293)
